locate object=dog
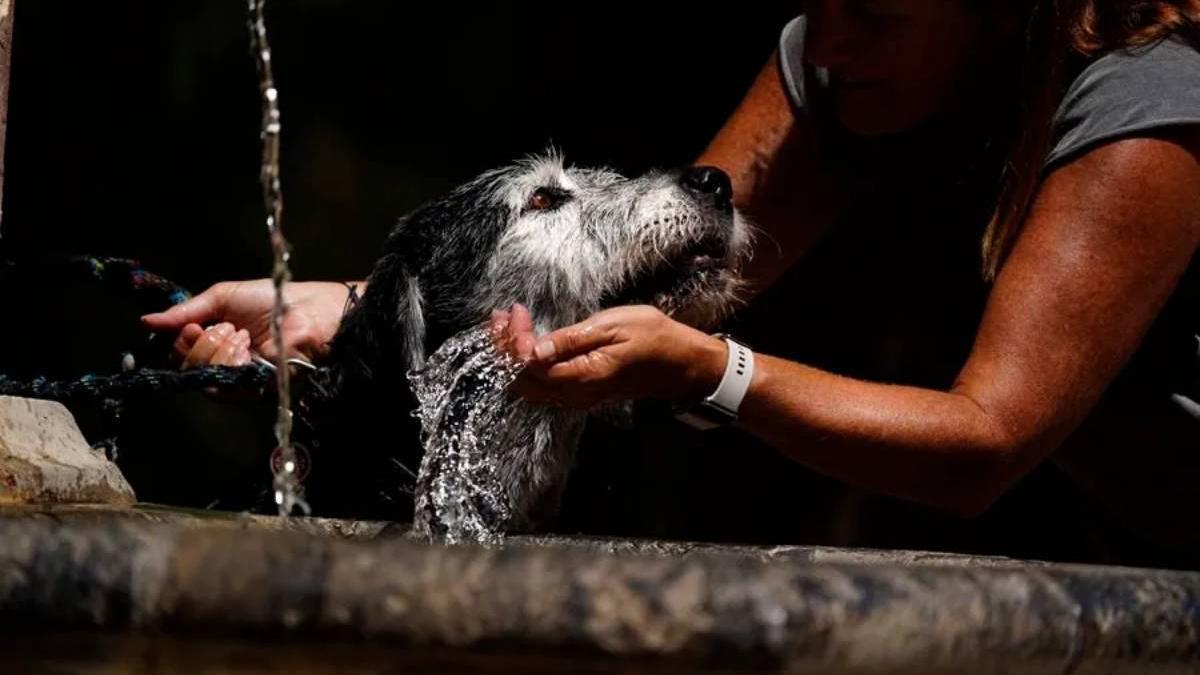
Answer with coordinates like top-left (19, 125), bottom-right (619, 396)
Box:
top-left (298, 152), bottom-right (749, 537)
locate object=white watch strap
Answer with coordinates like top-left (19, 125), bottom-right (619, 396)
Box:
top-left (707, 337), bottom-right (754, 416)
top-left (674, 336), bottom-right (755, 430)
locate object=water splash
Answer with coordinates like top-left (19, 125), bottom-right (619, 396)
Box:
top-left (407, 325), bottom-right (541, 545)
top-left (247, 0), bottom-right (308, 517)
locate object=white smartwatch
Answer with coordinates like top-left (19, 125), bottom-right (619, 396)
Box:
top-left (674, 334), bottom-right (755, 431)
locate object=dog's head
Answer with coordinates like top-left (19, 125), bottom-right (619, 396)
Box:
top-left (354, 152), bottom-right (751, 372)
top-left (307, 153), bottom-right (749, 526)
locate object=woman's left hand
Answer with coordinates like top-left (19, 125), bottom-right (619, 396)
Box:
top-left (490, 304), bottom-right (728, 408)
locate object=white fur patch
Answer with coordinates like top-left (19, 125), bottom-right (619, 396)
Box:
top-left (404, 276), bottom-right (427, 371)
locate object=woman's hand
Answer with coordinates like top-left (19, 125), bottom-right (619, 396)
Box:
top-left (141, 279), bottom-right (362, 365)
top-left (176, 322), bottom-right (253, 369)
top-left (491, 304), bottom-right (728, 408)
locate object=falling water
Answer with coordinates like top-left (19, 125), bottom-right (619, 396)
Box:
top-left (407, 325), bottom-right (539, 545)
top-left (248, 0), bottom-right (308, 517)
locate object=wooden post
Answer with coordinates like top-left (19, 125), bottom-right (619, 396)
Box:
top-left (0, 0), bottom-right (14, 234)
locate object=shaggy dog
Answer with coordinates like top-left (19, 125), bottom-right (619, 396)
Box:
top-left (298, 153), bottom-right (749, 537)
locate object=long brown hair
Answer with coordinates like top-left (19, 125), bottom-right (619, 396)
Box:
top-left (982, 0), bottom-right (1200, 280)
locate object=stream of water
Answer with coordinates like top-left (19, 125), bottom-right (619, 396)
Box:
top-left (242, 6), bottom-right (550, 536)
top-left (247, 0), bottom-right (308, 517)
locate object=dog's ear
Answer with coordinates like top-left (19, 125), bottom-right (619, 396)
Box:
top-left (371, 252), bottom-right (429, 374)
top-left (329, 247), bottom-right (428, 382)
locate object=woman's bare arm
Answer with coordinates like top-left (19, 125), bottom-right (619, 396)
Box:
top-left (143, 279), bottom-right (367, 362)
top-left (505, 130), bottom-right (1200, 516)
top-left (735, 132), bottom-right (1200, 515)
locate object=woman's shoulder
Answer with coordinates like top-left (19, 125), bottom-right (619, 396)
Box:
top-left (1046, 35), bottom-right (1200, 170)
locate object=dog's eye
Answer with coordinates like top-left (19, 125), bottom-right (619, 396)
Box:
top-left (526, 187), bottom-right (565, 212)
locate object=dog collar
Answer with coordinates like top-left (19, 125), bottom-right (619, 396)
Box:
top-left (674, 334), bottom-right (755, 431)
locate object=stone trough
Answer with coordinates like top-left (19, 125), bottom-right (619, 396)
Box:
top-left (2, 396), bottom-right (1199, 674)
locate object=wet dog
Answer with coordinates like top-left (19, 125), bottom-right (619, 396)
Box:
top-left (300, 152), bottom-right (749, 535)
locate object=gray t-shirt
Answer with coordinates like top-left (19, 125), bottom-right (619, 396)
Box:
top-left (776, 15), bottom-right (1200, 556)
top-left (1045, 34), bottom-right (1200, 169)
top-left (780, 15), bottom-right (1200, 170)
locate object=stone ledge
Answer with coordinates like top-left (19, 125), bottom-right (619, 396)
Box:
top-left (0, 395), bottom-right (135, 505)
top-left (0, 515), bottom-right (1196, 674)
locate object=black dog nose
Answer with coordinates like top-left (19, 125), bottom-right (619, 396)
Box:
top-left (682, 166), bottom-right (732, 204)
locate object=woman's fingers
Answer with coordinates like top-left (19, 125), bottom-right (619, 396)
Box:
top-left (234, 330), bottom-right (252, 365)
top-left (490, 309), bottom-right (512, 351)
top-left (541, 350), bottom-right (619, 385)
top-left (209, 329), bottom-right (253, 366)
top-left (493, 304), bottom-right (652, 409)
top-left (172, 323), bottom-right (206, 361)
top-left (531, 320), bottom-right (617, 366)
top-left (493, 303), bottom-right (618, 366)
top-left (489, 309), bottom-right (511, 332)
top-left (210, 329), bottom-right (243, 366)
top-left (183, 323), bottom-right (235, 369)
top-left (509, 304), bottom-right (538, 361)
top-left (489, 304), bottom-right (538, 362)
top-left (173, 323), bottom-right (257, 368)
top-left (142, 284), bottom-right (227, 332)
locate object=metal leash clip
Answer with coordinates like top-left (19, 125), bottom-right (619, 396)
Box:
top-left (252, 354), bottom-right (317, 373)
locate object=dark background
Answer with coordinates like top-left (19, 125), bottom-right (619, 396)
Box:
top-left (0, 2), bottom-right (1169, 568)
top-left (1, 2), bottom-right (794, 285)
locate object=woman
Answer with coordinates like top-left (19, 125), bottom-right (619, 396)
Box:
top-left (147, 1), bottom-right (1200, 560)
top-left (491, 0), bottom-right (1200, 560)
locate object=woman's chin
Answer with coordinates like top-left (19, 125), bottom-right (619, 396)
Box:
top-left (833, 93), bottom-right (925, 137)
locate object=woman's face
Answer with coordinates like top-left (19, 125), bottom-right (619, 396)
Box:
top-left (803, 0), bottom-right (998, 135)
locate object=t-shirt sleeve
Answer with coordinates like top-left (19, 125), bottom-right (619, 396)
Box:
top-left (1045, 36), bottom-right (1200, 170)
top-left (778, 15), bottom-right (810, 113)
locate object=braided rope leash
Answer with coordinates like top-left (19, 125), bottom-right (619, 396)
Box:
top-left (0, 255), bottom-right (279, 400)
top-left (0, 255), bottom-right (302, 465)
top-left (0, 365), bottom-right (274, 401)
